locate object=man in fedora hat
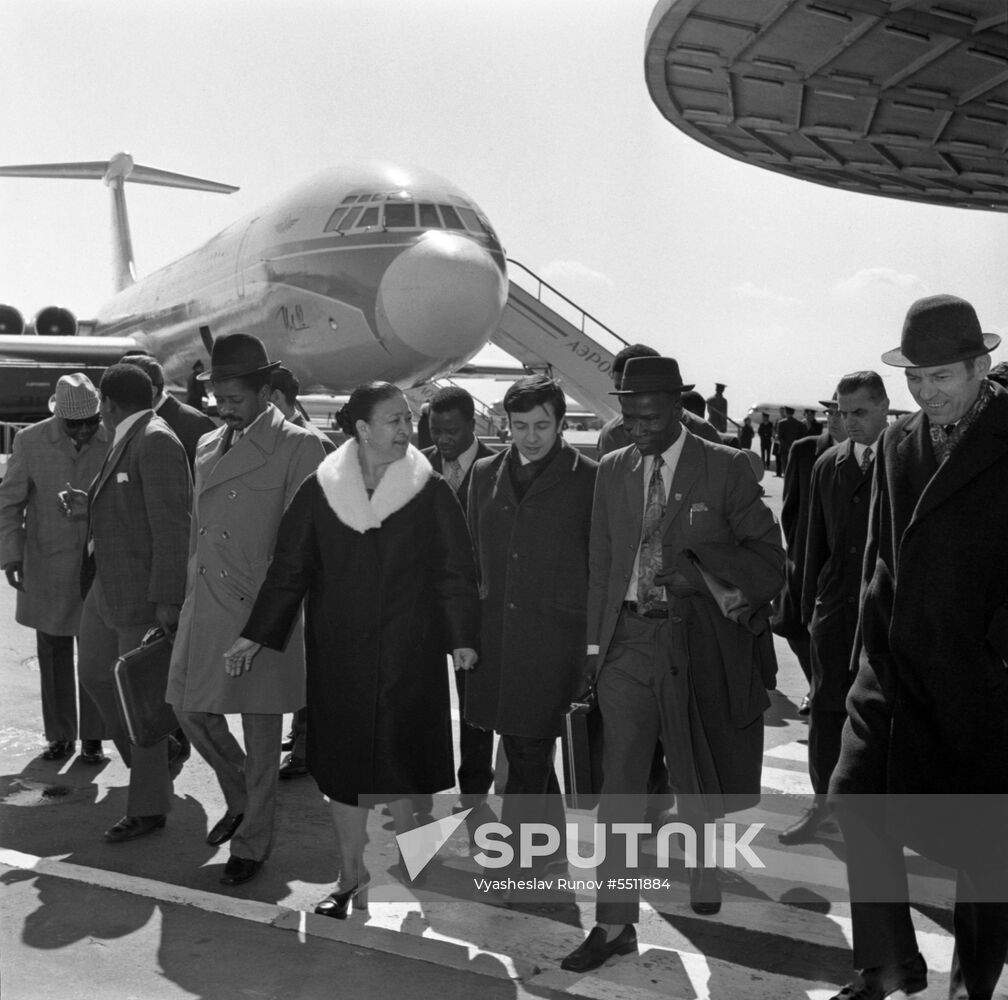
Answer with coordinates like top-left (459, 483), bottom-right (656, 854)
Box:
top-left (596, 344), bottom-right (721, 457)
top-left (562, 356), bottom-right (783, 973)
top-left (0, 374), bottom-right (109, 764)
top-left (828, 295), bottom-right (1008, 1000)
top-left (167, 333), bottom-right (327, 887)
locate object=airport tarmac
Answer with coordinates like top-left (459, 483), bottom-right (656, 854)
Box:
top-left (0, 471), bottom-right (1000, 999)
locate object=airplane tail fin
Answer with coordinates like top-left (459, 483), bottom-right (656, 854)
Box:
top-left (0, 152), bottom-right (237, 292)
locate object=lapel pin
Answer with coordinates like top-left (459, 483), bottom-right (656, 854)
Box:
top-left (674, 493), bottom-right (682, 502)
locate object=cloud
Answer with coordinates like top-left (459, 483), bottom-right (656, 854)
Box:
top-left (730, 281), bottom-right (802, 306)
top-left (538, 259), bottom-right (614, 290)
top-left (833, 268), bottom-right (929, 297)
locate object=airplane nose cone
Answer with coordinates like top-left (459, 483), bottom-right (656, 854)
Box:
top-left (376, 232), bottom-right (507, 361)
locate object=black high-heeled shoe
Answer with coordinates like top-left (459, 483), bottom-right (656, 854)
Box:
top-left (314, 869), bottom-right (370, 919)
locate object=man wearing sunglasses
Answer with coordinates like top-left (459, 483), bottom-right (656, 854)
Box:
top-left (0, 373), bottom-right (109, 764)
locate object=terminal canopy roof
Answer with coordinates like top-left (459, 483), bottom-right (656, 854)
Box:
top-left (645, 0), bottom-right (1008, 212)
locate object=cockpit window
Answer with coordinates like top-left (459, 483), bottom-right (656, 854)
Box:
top-left (439, 205), bottom-right (465, 230)
top-left (356, 194), bottom-right (372, 203)
top-left (341, 195), bottom-right (356, 204)
top-left (456, 207), bottom-right (482, 233)
top-left (419, 203), bottom-right (443, 228)
top-left (339, 206), bottom-right (363, 230)
top-left (324, 207), bottom-right (352, 232)
top-left (385, 203), bottom-right (417, 228)
top-left (357, 206), bottom-right (380, 228)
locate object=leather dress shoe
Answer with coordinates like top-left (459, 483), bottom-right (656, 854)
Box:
top-left (220, 856), bottom-right (263, 886)
top-left (278, 753), bottom-right (308, 779)
top-left (689, 865), bottom-right (722, 915)
top-left (798, 693), bottom-right (812, 716)
top-left (778, 803), bottom-right (833, 845)
top-left (79, 740), bottom-right (108, 764)
top-left (104, 814), bottom-right (167, 843)
top-left (206, 811), bottom-right (244, 846)
top-left (41, 740), bottom-right (74, 761)
top-left (561, 925), bottom-right (637, 972)
top-left (829, 952), bottom-right (927, 999)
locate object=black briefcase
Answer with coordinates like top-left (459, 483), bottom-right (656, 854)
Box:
top-left (561, 694), bottom-right (604, 810)
top-left (113, 627), bottom-right (178, 747)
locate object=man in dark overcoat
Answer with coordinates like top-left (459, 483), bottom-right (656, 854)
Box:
top-left (562, 357), bottom-right (783, 973)
top-left (778, 373), bottom-right (888, 845)
top-left (774, 406), bottom-right (805, 477)
top-left (829, 295), bottom-right (1008, 1000)
top-left (771, 398), bottom-right (847, 711)
top-left (466, 375), bottom-right (597, 876)
top-left (422, 386), bottom-right (494, 821)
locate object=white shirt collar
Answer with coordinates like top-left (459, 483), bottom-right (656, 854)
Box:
top-left (112, 409), bottom-right (152, 448)
top-left (455, 435), bottom-right (480, 475)
top-left (851, 435), bottom-right (882, 464)
top-left (153, 392), bottom-right (168, 412)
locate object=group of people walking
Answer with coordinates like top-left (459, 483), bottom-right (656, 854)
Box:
top-left (2, 291), bottom-right (1007, 998)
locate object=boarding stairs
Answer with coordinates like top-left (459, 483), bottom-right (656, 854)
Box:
top-left (493, 259), bottom-right (627, 425)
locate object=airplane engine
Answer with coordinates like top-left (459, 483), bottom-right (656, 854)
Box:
top-left (0, 304), bottom-right (25, 335)
top-left (32, 305), bottom-right (78, 336)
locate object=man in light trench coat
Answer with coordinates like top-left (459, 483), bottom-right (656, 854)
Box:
top-left (167, 334), bottom-right (326, 887)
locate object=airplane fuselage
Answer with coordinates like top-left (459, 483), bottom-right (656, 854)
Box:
top-left (1, 162), bottom-right (509, 416)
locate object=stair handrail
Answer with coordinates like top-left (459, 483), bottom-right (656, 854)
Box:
top-left (506, 258), bottom-right (629, 352)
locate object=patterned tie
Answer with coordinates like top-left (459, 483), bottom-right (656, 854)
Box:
top-left (636, 455), bottom-right (667, 611)
top-left (860, 446), bottom-right (873, 475)
top-left (445, 459), bottom-right (463, 493)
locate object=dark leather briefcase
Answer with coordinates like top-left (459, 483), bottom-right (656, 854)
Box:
top-left (113, 627), bottom-right (178, 747)
top-left (562, 694), bottom-right (604, 810)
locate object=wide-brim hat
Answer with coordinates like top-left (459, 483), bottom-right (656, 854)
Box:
top-left (49, 372), bottom-right (100, 420)
top-left (198, 333), bottom-right (281, 382)
top-left (612, 356), bottom-right (694, 394)
top-left (818, 391), bottom-right (838, 409)
top-left (882, 294), bottom-right (1001, 368)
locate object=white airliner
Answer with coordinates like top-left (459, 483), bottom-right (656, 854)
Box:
top-left (0, 154), bottom-right (509, 417)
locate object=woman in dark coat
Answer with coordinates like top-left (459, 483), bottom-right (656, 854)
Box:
top-left (225, 382), bottom-right (479, 916)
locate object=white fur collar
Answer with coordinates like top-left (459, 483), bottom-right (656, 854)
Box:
top-left (316, 440), bottom-right (433, 533)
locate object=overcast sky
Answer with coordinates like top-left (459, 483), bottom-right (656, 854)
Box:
top-left (3, 0), bottom-right (1007, 414)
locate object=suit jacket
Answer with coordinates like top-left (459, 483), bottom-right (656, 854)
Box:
top-left (588, 433), bottom-right (784, 806)
top-left (157, 394), bottom-right (216, 470)
top-left (771, 431), bottom-right (833, 639)
top-left (831, 385), bottom-right (1008, 865)
top-left (465, 440), bottom-right (598, 738)
top-left (291, 410), bottom-right (337, 454)
top-left (167, 404), bottom-right (327, 714)
top-left (83, 411), bottom-right (192, 627)
top-left (0, 417), bottom-right (110, 634)
top-left (422, 439), bottom-right (493, 513)
top-left (801, 440), bottom-right (873, 710)
top-left (597, 409), bottom-right (720, 457)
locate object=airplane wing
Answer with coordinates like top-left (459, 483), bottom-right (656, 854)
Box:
top-left (0, 334), bottom-right (143, 365)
